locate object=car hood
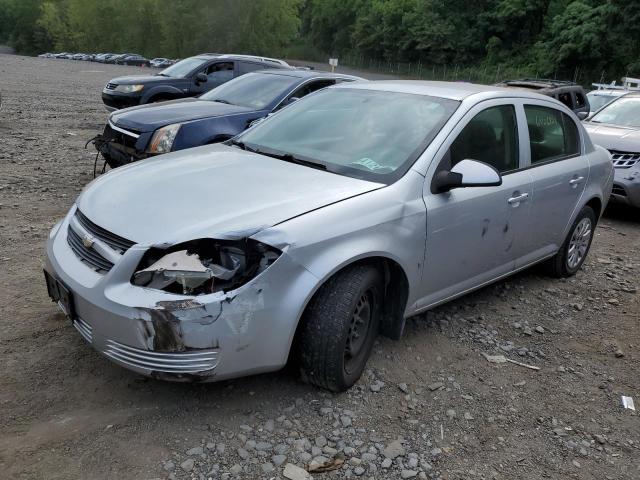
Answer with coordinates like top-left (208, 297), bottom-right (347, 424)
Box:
top-left (109, 75), bottom-right (173, 85)
top-left (583, 122), bottom-right (640, 152)
top-left (77, 144), bottom-right (384, 245)
top-left (111, 99), bottom-right (253, 132)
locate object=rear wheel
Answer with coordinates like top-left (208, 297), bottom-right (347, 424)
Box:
top-left (297, 265), bottom-right (382, 392)
top-left (546, 206), bottom-right (595, 277)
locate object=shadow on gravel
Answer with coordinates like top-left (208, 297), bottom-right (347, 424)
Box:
top-left (603, 203), bottom-right (639, 224)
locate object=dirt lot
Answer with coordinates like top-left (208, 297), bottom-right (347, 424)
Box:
top-left (0, 53), bottom-right (638, 480)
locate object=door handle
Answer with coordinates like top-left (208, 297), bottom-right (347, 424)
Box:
top-left (507, 193), bottom-right (529, 205)
top-left (569, 176), bottom-right (585, 187)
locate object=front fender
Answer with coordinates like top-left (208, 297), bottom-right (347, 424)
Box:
top-left (252, 171), bottom-right (427, 316)
top-left (141, 85), bottom-right (186, 104)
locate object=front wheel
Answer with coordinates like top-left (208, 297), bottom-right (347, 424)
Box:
top-left (297, 265), bottom-right (382, 392)
top-left (546, 206), bottom-right (596, 277)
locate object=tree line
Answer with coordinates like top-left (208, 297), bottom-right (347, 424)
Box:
top-left (1, 0), bottom-right (639, 81)
top-left (0, 0), bottom-right (302, 59)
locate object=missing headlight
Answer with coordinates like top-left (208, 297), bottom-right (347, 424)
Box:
top-left (132, 238), bottom-right (281, 295)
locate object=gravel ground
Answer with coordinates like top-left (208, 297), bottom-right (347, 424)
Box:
top-left (0, 53), bottom-right (639, 480)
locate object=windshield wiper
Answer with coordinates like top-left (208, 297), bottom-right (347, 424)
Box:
top-left (256, 149), bottom-right (327, 171)
top-left (155, 73), bottom-right (169, 77)
top-left (212, 98), bottom-right (232, 105)
top-left (228, 139), bottom-right (256, 153)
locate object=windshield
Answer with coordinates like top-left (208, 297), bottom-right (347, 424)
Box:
top-left (237, 88), bottom-right (459, 182)
top-left (160, 57), bottom-right (208, 78)
top-left (201, 73), bottom-right (299, 109)
top-left (590, 95), bottom-right (640, 127)
top-left (587, 93), bottom-right (619, 112)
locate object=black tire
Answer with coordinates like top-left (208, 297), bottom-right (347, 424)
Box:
top-left (297, 264), bottom-right (382, 392)
top-left (546, 206), bottom-right (596, 277)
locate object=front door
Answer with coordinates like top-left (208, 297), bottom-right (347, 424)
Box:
top-left (418, 101), bottom-right (533, 309)
top-left (191, 61), bottom-right (235, 94)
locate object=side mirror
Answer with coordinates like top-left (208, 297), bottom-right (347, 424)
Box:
top-left (286, 96), bottom-right (300, 105)
top-left (195, 72), bottom-right (208, 83)
top-left (433, 159), bottom-right (502, 193)
top-left (577, 111), bottom-right (588, 120)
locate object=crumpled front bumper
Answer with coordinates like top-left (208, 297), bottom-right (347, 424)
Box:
top-left (44, 212), bottom-right (319, 382)
top-left (610, 167), bottom-right (640, 208)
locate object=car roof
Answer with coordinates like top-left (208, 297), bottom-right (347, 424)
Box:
top-left (193, 53), bottom-right (289, 67)
top-left (496, 78), bottom-right (584, 94)
top-left (258, 69), bottom-right (364, 81)
top-left (332, 80), bottom-right (552, 101)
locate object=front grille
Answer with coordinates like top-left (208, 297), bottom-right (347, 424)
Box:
top-left (103, 339), bottom-right (220, 373)
top-left (75, 210), bottom-right (135, 254)
top-left (67, 226), bottom-right (114, 273)
top-left (103, 123), bottom-right (140, 151)
top-left (612, 184), bottom-right (627, 197)
top-left (73, 318), bottom-right (93, 343)
top-left (610, 151), bottom-right (640, 168)
top-left (105, 83), bottom-right (117, 90)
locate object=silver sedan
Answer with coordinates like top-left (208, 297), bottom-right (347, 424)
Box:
top-left (583, 92), bottom-right (640, 208)
top-left (44, 81), bottom-right (613, 391)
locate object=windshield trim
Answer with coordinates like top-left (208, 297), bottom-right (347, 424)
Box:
top-left (236, 88), bottom-right (461, 185)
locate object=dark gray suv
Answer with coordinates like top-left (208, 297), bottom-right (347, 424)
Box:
top-left (101, 53), bottom-right (291, 111)
top-left (496, 79), bottom-right (591, 118)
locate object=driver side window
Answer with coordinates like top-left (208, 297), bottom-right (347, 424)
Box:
top-left (205, 62), bottom-right (234, 84)
top-left (449, 105), bottom-right (519, 173)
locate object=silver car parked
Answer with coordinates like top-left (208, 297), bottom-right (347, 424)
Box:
top-left (583, 92), bottom-right (640, 208)
top-left (44, 81), bottom-right (613, 391)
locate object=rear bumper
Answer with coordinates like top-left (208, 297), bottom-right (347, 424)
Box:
top-left (610, 168), bottom-right (640, 207)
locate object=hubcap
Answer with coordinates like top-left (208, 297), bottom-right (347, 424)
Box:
top-left (344, 291), bottom-right (372, 374)
top-left (567, 218), bottom-right (592, 269)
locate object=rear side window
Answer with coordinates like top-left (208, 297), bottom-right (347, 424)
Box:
top-left (449, 105), bottom-right (519, 173)
top-left (524, 105), bottom-right (580, 164)
top-left (206, 62), bottom-right (235, 83)
top-left (557, 92), bottom-right (573, 109)
top-left (290, 80), bottom-right (336, 99)
top-left (239, 62), bottom-right (266, 75)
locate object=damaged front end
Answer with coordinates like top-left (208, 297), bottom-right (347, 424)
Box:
top-left (90, 123), bottom-right (149, 171)
top-left (131, 238), bottom-right (281, 296)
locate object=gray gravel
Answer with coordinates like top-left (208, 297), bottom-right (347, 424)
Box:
top-left (0, 53), bottom-right (639, 480)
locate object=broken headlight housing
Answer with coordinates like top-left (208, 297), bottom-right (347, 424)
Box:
top-left (148, 123), bottom-right (181, 154)
top-left (132, 238), bottom-right (281, 295)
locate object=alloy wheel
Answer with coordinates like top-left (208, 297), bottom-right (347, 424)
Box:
top-left (567, 217), bottom-right (592, 269)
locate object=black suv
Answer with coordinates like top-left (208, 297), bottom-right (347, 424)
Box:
top-left (101, 53), bottom-right (291, 111)
top-left (495, 79), bottom-right (591, 118)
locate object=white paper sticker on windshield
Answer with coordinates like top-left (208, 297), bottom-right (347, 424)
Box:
top-left (354, 158), bottom-right (387, 171)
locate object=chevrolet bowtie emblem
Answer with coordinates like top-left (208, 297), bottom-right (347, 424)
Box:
top-left (82, 234), bottom-right (94, 248)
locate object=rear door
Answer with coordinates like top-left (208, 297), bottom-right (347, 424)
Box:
top-left (517, 102), bottom-right (589, 266)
